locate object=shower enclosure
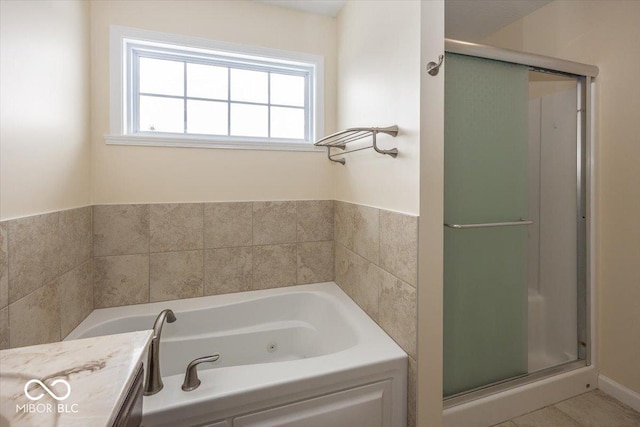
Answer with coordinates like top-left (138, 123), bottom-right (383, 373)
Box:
top-left (443, 40), bottom-right (596, 405)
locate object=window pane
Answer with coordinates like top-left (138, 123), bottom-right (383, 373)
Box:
top-left (230, 69), bottom-right (268, 103)
top-left (187, 63), bottom-right (228, 100)
top-left (270, 107), bottom-right (305, 139)
top-left (139, 57), bottom-right (184, 96)
top-left (230, 104), bottom-right (268, 137)
top-left (187, 100), bottom-right (228, 135)
top-left (139, 95), bottom-right (184, 133)
top-left (270, 73), bottom-right (305, 107)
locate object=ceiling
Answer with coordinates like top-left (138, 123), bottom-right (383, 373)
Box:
top-left (445, 0), bottom-right (553, 41)
top-left (259, 0), bottom-right (346, 17)
top-left (258, 0), bottom-right (553, 42)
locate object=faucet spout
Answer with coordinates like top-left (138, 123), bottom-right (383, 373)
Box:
top-left (153, 309), bottom-right (176, 335)
top-left (144, 309), bottom-right (176, 396)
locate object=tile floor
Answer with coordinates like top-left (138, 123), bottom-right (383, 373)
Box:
top-left (493, 390), bottom-right (640, 427)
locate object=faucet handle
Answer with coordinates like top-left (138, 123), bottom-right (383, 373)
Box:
top-left (181, 354), bottom-right (220, 392)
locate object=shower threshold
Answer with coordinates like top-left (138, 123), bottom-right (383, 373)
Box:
top-left (444, 359), bottom-right (587, 409)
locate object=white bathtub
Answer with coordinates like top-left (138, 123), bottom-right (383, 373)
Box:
top-left (67, 282), bottom-right (407, 427)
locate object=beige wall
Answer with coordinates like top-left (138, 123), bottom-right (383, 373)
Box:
top-left (0, 0), bottom-right (91, 221)
top-left (90, 0), bottom-right (336, 205)
top-left (484, 0), bottom-right (640, 393)
top-left (335, 0), bottom-right (421, 215)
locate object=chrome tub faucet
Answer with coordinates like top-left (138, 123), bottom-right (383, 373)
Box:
top-left (144, 309), bottom-right (176, 396)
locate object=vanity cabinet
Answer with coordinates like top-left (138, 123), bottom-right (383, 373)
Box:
top-left (114, 365), bottom-right (144, 427)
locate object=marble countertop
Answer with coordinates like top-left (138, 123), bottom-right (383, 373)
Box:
top-left (0, 330), bottom-right (152, 427)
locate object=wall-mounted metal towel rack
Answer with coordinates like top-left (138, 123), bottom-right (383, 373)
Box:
top-left (314, 126), bottom-right (399, 164)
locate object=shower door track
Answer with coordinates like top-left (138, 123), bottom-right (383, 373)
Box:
top-left (442, 39), bottom-right (598, 408)
top-left (444, 360), bottom-right (587, 408)
top-left (444, 39), bottom-right (598, 78)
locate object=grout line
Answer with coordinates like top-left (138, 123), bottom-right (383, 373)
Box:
top-left (91, 205), bottom-right (96, 311)
top-left (335, 236), bottom-right (412, 290)
top-left (295, 201), bottom-right (299, 285)
top-left (147, 205), bottom-right (150, 304)
top-left (4, 222), bottom-right (11, 348)
top-left (93, 252), bottom-right (150, 259)
top-left (251, 201), bottom-right (255, 290)
top-left (201, 203), bottom-right (205, 297)
top-left (6, 260), bottom-right (93, 311)
top-left (57, 269), bottom-right (62, 342)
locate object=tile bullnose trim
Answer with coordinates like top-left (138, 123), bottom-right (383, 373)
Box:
top-left (0, 204), bottom-right (94, 223)
top-left (333, 199), bottom-right (419, 218)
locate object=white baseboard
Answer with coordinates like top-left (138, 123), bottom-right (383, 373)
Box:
top-left (598, 374), bottom-right (640, 412)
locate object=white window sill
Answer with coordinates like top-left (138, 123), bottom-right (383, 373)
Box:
top-left (104, 134), bottom-right (324, 152)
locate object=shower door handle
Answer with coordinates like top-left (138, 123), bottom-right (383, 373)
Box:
top-left (444, 219), bottom-right (534, 229)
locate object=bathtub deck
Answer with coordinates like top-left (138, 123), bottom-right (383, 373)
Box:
top-left (493, 390), bottom-right (640, 427)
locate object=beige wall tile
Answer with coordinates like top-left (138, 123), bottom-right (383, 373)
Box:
top-left (59, 261), bottom-right (93, 338)
top-left (335, 243), bottom-right (379, 321)
top-left (59, 206), bottom-right (92, 274)
top-left (150, 251), bottom-right (203, 302)
top-left (253, 244), bottom-right (297, 290)
top-left (0, 222), bottom-right (7, 309)
top-left (297, 241), bottom-right (334, 284)
top-left (204, 202), bottom-right (252, 248)
top-left (513, 406), bottom-right (581, 427)
top-left (380, 210), bottom-right (418, 286)
top-left (0, 307), bottom-right (8, 350)
top-left (297, 200), bottom-right (334, 242)
top-left (379, 276), bottom-right (416, 359)
top-left (8, 212), bottom-right (60, 303)
top-left (408, 356), bottom-right (417, 427)
top-left (253, 201), bottom-right (296, 245)
top-left (334, 201), bottom-right (379, 263)
top-left (150, 203), bottom-right (203, 252)
top-left (334, 201), bottom-right (354, 251)
top-left (94, 254), bottom-right (149, 308)
top-left (93, 205), bottom-right (149, 256)
top-left (204, 247), bottom-right (252, 295)
top-left (335, 242), bottom-right (359, 296)
top-left (9, 281), bottom-right (60, 348)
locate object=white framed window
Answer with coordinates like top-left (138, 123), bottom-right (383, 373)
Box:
top-left (107, 26), bottom-right (324, 151)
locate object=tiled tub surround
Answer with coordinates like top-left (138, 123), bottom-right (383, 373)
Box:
top-left (0, 207), bottom-right (93, 350)
top-left (334, 201), bottom-right (418, 427)
top-left (0, 201), bottom-right (334, 350)
top-left (92, 201), bottom-right (334, 308)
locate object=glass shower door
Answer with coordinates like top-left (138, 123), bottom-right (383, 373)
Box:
top-left (443, 53), bottom-right (530, 397)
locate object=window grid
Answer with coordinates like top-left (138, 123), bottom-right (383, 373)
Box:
top-left (267, 70), bottom-right (271, 139)
top-left (183, 62), bottom-right (187, 134)
top-left (227, 66), bottom-right (231, 138)
top-left (132, 49), bottom-right (310, 141)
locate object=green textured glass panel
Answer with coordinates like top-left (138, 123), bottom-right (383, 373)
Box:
top-left (444, 53), bottom-right (529, 397)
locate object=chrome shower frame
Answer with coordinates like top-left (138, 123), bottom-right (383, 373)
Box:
top-left (443, 39), bottom-right (598, 408)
